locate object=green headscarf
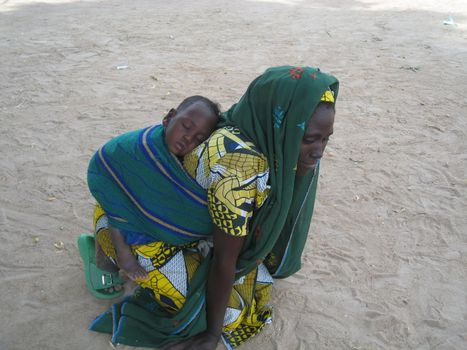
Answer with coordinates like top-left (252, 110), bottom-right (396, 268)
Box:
top-left (221, 66), bottom-right (339, 278)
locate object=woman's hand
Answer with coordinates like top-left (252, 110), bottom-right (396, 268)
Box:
top-left (162, 331), bottom-right (219, 350)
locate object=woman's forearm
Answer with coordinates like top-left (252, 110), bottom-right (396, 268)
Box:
top-left (205, 226), bottom-right (245, 338)
top-left (205, 255), bottom-right (237, 337)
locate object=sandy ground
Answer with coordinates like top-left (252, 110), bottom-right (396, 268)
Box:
top-left (1, 0), bottom-right (466, 349)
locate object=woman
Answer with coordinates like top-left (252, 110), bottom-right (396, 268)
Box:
top-left (86, 66), bottom-right (338, 349)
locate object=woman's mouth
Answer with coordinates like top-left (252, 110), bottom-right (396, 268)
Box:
top-left (301, 159), bottom-right (319, 169)
top-left (300, 160), bottom-right (317, 168)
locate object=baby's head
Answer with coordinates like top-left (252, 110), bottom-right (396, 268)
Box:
top-left (163, 96), bottom-right (220, 157)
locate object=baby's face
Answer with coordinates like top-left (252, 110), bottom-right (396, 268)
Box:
top-left (164, 101), bottom-right (217, 157)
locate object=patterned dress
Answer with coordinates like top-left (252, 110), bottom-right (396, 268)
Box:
top-left (184, 126), bottom-right (270, 237)
top-left (95, 126), bottom-right (274, 349)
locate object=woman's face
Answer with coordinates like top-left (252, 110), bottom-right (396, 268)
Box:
top-left (296, 103), bottom-right (335, 176)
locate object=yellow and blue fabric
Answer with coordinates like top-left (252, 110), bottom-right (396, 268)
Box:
top-left (87, 124), bottom-right (212, 245)
top-left (184, 126), bottom-right (270, 238)
top-left (91, 204), bottom-right (273, 349)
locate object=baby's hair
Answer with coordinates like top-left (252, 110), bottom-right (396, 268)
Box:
top-left (177, 95), bottom-right (221, 119)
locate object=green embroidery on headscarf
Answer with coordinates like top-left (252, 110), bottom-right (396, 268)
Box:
top-left (273, 106), bottom-right (285, 129)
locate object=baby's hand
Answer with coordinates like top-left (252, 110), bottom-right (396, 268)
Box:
top-left (121, 261), bottom-right (149, 281)
top-left (116, 250), bottom-right (149, 281)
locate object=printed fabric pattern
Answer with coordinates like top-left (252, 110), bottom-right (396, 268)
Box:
top-left (184, 126), bottom-right (270, 237)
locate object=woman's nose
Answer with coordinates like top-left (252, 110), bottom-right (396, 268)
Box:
top-left (310, 142), bottom-right (323, 158)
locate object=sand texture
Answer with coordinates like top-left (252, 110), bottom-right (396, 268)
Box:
top-left (0, 0), bottom-right (466, 349)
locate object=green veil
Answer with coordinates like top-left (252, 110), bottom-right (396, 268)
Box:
top-left (221, 66), bottom-right (339, 278)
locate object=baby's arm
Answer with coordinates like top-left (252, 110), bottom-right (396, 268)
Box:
top-left (109, 226), bottom-right (148, 281)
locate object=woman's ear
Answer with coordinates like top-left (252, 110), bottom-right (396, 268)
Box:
top-left (162, 108), bottom-right (177, 127)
